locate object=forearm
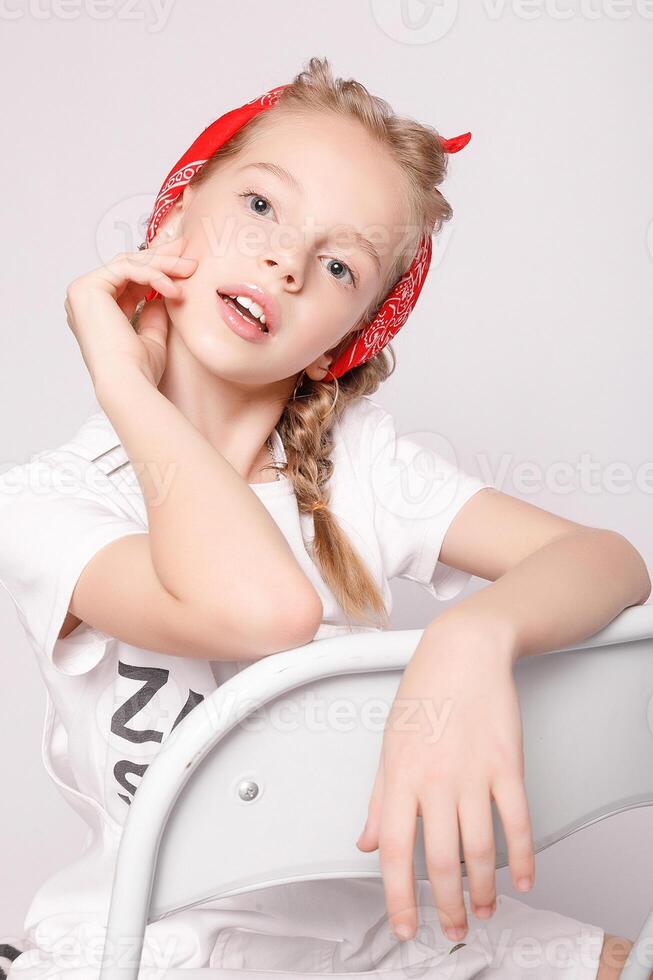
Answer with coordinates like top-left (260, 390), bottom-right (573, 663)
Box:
top-left (94, 365), bottom-right (321, 630)
top-left (431, 529), bottom-right (651, 663)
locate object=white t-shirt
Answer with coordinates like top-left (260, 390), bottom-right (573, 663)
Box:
top-left (1, 395), bottom-right (601, 979)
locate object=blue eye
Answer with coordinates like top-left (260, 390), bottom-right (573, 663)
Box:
top-left (321, 257), bottom-right (356, 287)
top-left (239, 189), bottom-right (274, 218)
top-left (237, 187), bottom-right (359, 288)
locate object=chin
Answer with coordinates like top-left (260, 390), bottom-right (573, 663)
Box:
top-left (173, 305), bottom-right (302, 385)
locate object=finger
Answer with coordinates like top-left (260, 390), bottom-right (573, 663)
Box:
top-left (491, 774), bottom-right (535, 893)
top-left (135, 296), bottom-right (169, 351)
top-left (124, 253), bottom-right (198, 288)
top-left (94, 258), bottom-right (180, 298)
top-left (356, 743), bottom-right (385, 851)
top-left (357, 755), bottom-right (384, 852)
top-left (358, 755), bottom-right (422, 851)
top-left (116, 281), bottom-right (146, 321)
top-left (421, 794), bottom-right (468, 941)
top-left (96, 256), bottom-right (187, 299)
top-left (378, 783), bottom-right (419, 940)
top-left (458, 791), bottom-right (497, 919)
top-left (132, 252), bottom-right (198, 279)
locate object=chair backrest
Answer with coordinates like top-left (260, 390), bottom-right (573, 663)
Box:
top-left (99, 603), bottom-right (653, 980)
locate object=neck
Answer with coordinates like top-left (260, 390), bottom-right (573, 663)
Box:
top-left (157, 322), bottom-right (293, 482)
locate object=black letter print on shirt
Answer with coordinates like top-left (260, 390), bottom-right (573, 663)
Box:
top-left (114, 760), bottom-right (149, 808)
top-left (112, 661), bottom-right (169, 743)
top-left (112, 661), bottom-right (205, 807)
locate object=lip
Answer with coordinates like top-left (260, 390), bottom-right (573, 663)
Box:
top-left (216, 282), bottom-right (280, 336)
top-left (216, 293), bottom-right (271, 345)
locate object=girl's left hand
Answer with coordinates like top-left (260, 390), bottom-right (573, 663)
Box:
top-left (356, 619), bottom-right (535, 943)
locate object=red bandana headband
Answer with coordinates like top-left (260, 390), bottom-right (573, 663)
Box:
top-left (141, 84), bottom-right (471, 380)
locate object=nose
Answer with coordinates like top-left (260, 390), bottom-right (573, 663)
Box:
top-left (259, 240), bottom-right (306, 291)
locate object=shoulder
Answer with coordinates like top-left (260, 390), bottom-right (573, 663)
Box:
top-left (327, 396), bottom-right (404, 508)
top-left (0, 405), bottom-right (136, 532)
top-left (42, 405), bottom-right (123, 472)
top-left (1, 406), bottom-right (124, 491)
top-left (333, 395), bottom-right (407, 472)
top-left (336, 394), bottom-right (389, 427)
top-left (0, 406), bottom-right (144, 617)
top-left (334, 394), bottom-right (392, 448)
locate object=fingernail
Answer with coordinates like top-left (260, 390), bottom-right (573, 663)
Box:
top-left (394, 924), bottom-right (413, 941)
top-left (446, 926), bottom-right (466, 941)
top-left (516, 877), bottom-right (532, 892)
top-left (474, 905), bottom-right (494, 919)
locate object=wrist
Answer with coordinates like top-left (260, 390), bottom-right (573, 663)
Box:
top-left (94, 360), bottom-right (154, 406)
top-left (424, 605), bottom-right (521, 667)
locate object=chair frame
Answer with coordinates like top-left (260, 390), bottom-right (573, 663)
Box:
top-left (94, 603), bottom-right (653, 980)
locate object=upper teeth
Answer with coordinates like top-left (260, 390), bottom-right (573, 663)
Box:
top-left (228, 294), bottom-right (267, 326)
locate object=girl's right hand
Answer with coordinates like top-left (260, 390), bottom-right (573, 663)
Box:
top-left (64, 236), bottom-right (198, 390)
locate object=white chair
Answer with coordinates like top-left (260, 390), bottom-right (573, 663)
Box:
top-left (94, 603), bottom-right (653, 979)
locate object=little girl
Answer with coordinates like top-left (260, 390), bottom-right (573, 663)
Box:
top-left (1, 57), bottom-right (649, 979)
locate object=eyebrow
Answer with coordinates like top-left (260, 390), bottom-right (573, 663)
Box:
top-left (236, 161), bottom-right (382, 273)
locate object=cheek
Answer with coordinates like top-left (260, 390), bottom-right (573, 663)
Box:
top-left (164, 263), bottom-right (218, 329)
top-left (295, 308), bottom-right (354, 359)
top-left (176, 253), bottom-right (225, 303)
top-left (315, 292), bottom-right (368, 340)
top-left (182, 204), bottom-right (236, 262)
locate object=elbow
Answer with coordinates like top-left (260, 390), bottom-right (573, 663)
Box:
top-left (622, 536), bottom-right (650, 605)
top-left (250, 585), bottom-right (324, 657)
top-left (198, 586), bottom-right (322, 663)
top-left (604, 530), bottom-right (651, 606)
top-left (636, 562), bottom-right (652, 605)
top-left (270, 587), bottom-right (324, 651)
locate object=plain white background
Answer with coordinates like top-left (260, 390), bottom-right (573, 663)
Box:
top-left (1, 0), bottom-right (652, 949)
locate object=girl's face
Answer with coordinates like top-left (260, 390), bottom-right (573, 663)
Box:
top-left (155, 111), bottom-right (411, 386)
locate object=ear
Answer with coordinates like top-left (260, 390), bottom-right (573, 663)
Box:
top-left (179, 182), bottom-right (196, 213)
top-left (304, 353), bottom-right (334, 383)
top-left (304, 318), bottom-right (367, 382)
top-left (149, 185), bottom-right (195, 245)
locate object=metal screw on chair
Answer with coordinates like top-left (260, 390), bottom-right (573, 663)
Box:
top-left (237, 779), bottom-right (260, 801)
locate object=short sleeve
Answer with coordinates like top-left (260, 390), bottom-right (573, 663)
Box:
top-left (365, 403), bottom-right (494, 601)
top-left (0, 451), bottom-right (146, 676)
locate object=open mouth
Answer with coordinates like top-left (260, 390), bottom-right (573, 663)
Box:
top-left (218, 293), bottom-right (269, 334)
